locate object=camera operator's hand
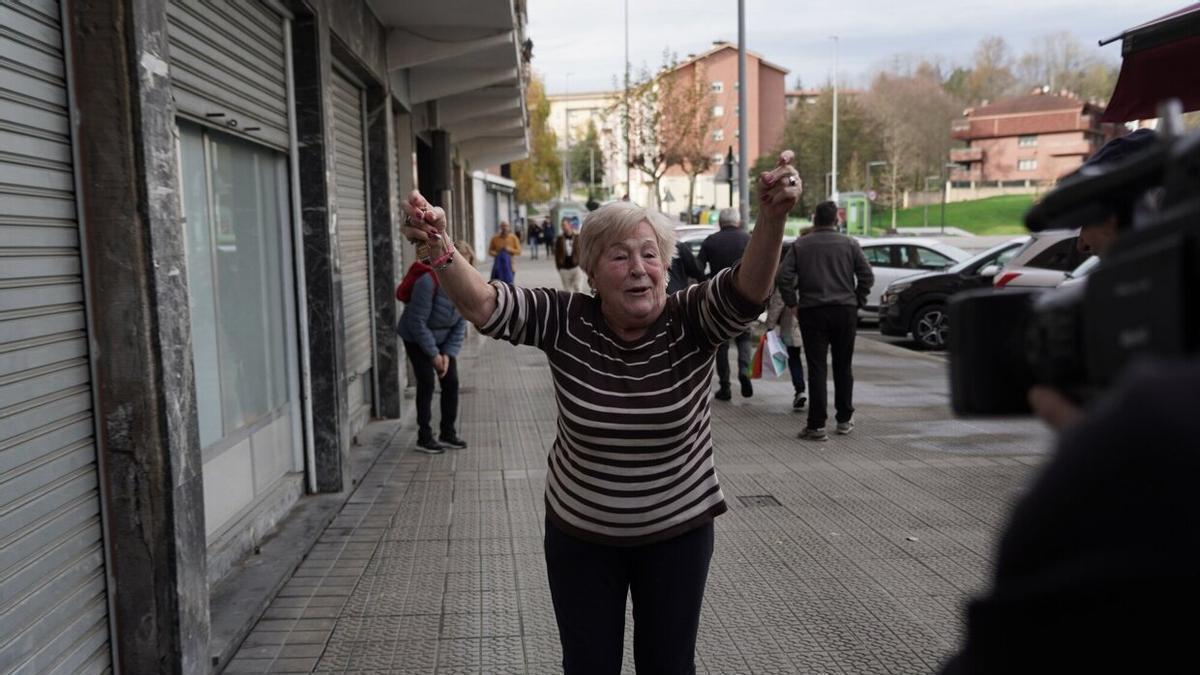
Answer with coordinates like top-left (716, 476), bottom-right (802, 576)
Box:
top-left (1028, 385), bottom-right (1083, 432)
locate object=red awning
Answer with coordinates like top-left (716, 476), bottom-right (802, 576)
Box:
top-left (1101, 4), bottom-right (1200, 122)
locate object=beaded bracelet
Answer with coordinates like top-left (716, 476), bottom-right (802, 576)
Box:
top-left (431, 237), bottom-right (456, 270)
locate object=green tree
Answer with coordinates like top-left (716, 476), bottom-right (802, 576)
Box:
top-left (758, 86), bottom-right (883, 217)
top-left (569, 120), bottom-right (605, 195)
top-left (958, 36), bottom-right (1018, 104)
top-left (863, 69), bottom-right (962, 227)
top-left (1017, 32), bottom-right (1119, 102)
top-left (661, 63), bottom-right (717, 218)
top-left (511, 74), bottom-right (562, 205)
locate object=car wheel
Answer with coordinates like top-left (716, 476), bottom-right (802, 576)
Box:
top-left (911, 304), bottom-right (948, 350)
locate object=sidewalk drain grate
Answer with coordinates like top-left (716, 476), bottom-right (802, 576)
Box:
top-left (737, 495), bottom-right (781, 507)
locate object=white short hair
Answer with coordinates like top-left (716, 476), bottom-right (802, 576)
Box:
top-left (576, 203), bottom-right (678, 277)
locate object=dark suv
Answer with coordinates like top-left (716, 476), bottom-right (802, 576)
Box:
top-left (878, 238), bottom-right (1027, 349)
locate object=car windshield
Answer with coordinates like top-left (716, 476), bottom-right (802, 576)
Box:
top-left (947, 239), bottom-right (1024, 274)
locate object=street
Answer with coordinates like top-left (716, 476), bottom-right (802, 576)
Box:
top-left (225, 255), bottom-right (1053, 674)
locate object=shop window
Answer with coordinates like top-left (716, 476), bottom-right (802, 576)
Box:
top-left (178, 123), bottom-right (291, 448)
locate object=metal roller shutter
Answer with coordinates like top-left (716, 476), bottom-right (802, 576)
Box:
top-left (166, 0), bottom-right (289, 149)
top-left (0, 1), bottom-right (112, 673)
top-left (332, 68), bottom-right (373, 432)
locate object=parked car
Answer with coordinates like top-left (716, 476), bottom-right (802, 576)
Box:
top-left (990, 229), bottom-right (1085, 289)
top-left (854, 237), bottom-right (971, 322)
top-left (879, 237), bottom-right (1028, 349)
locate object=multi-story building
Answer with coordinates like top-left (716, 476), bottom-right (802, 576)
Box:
top-left (0, 0), bottom-right (528, 671)
top-left (546, 90), bottom-right (626, 201)
top-left (545, 42), bottom-right (788, 213)
top-left (785, 87), bottom-right (860, 110)
top-left (948, 92), bottom-right (1125, 185)
top-left (658, 42), bottom-right (788, 216)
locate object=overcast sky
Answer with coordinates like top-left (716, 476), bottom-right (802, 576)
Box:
top-left (528, 1), bottom-right (1180, 94)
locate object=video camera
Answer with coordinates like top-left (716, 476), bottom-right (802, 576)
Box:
top-left (947, 106), bottom-right (1200, 416)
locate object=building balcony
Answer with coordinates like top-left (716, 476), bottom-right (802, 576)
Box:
top-left (949, 147), bottom-right (983, 163)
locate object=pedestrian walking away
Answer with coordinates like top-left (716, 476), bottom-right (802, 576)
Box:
top-left (777, 200), bottom-right (873, 440)
top-left (395, 242), bottom-right (475, 453)
top-left (764, 283), bottom-right (806, 410)
top-left (400, 150), bottom-right (802, 674)
top-left (666, 239), bottom-right (705, 295)
top-left (527, 220), bottom-right (541, 259)
top-left (554, 220), bottom-right (589, 294)
top-left (544, 218), bottom-right (560, 258)
top-left (699, 207), bottom-right (754, 401)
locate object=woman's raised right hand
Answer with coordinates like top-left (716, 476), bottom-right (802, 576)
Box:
top-left (400, 190), bottom-right (447, 243)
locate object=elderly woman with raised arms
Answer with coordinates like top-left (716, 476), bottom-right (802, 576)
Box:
top-left (400, 151), bottom-right (801, 675)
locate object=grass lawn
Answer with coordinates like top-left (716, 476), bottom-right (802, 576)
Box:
top-left (871, 194), bottom-right (1035, 235)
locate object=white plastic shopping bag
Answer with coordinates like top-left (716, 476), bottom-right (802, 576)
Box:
top-left (764, 329), bottom-right (789, 378)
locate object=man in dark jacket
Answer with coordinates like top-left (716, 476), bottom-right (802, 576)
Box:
top-left (699, 208), bottom-right (754, 400)
top-left (666, 241), bottom-right (704, 295)
top-left (777, 201), bottom-right (873, 440)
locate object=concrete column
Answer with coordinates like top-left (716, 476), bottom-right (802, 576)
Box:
top-left (67, 1), bottom-right (210, 672)
top-left (290, 10), bottom-right (352, 493)
top-left (394, 110), bottom-right (417, 270)
top-left (365, 87), bottom-right (401, 419)
top-left (431, 129), bottom-right (453, 217)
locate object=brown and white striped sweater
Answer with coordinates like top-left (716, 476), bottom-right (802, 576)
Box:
top-left (480, 266), bottom-right (764, 546)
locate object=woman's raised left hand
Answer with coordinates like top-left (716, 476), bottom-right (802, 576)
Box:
top-left (758, 150), bottom-right (802, 224)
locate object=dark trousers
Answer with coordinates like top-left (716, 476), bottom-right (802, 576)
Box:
top-left (544, 518), bottom-right (714, 675)
top-left (403, 341), bottom-right (458, 440)
top-left (797, 305), bottom-right (857, 429)
top-left (786, 345), bottom-right (806, 394)
top-left (715, 331), bottom-right (754, 387)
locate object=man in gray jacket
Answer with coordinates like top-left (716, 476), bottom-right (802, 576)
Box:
top-left (777, 201), bottom-right (873, 441)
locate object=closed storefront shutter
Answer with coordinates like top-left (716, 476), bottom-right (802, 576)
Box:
top-left (0, 2), bottom-right (112, 672)
top-left (166, 0), bottom-right (289, 150)
top-left (332, 68), bottom-right (373, 434)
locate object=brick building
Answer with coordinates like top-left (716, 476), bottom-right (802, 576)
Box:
top-left (949, 92), bottom-right (1125, 184)
top-left (659, 42), bottom-right (788, 213)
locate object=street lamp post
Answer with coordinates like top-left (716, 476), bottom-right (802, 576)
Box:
top-left (940, 162), bottom-right (958, 234)
top-left (624, 0), bottom-right (631, 202)
top-left (563, 72), bottom-right (573, 200)
top-left (866, 160), bottom-right (886, 234)
top-left (831, 35), bottom-right (839, 201)
top-left (721, 146), bottom-right (736, 208)
top-left (737, 0), bottom-right (749, 225)
top-left (923, 175), bottom-right (939, 228)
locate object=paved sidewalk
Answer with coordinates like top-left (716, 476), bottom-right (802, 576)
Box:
top-left (224, 256), bottom-right (1053, 674)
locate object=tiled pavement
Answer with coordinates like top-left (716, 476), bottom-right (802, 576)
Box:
top-left (223, 256), bottom-right (1053, 674)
